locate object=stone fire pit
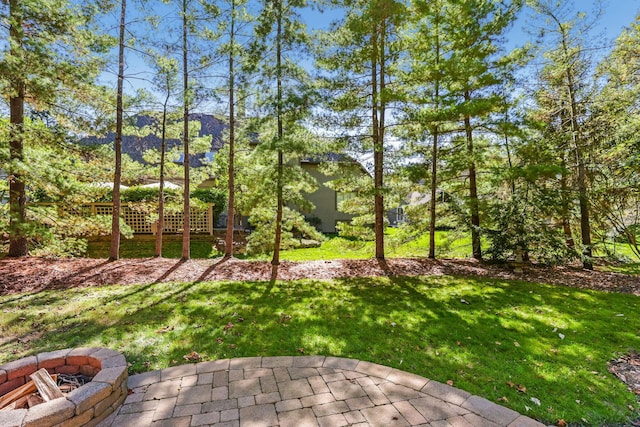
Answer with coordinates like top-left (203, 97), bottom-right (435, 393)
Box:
top-left (0, 347), bottom-right (128, 427)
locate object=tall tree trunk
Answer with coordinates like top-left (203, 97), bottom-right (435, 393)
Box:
top-left (464, 90), bottom-right (481, 260)
top-left (428, 21), bottom-right (440, 260)
top-left (429, 126), bottom-right (438, 259)
top-left (560, 156), bottom-right (575, 250)
top-left (109, 0), bottom-right (126, 261)
top-left (566, 75), bottom-right (592, 269)
top-left (372, 25), bottom-right (385, 260)
top-left (155, 95), bottom-right (169, 258)
top-left (181, 0), bottom-right (190, 261)
top-left (8, 0), bottom-right (27, 256)
top-left (272, 0), bottom-right (284, 267)
top-left (224, 0), bottom-right (236, 259)
top-left (9, 0), bottom-right (28, 257)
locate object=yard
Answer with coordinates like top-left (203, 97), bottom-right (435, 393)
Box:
top-left (1, 254), bottom-right (639, 426)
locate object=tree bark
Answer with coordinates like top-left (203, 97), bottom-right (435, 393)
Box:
top-left (181, 0), bottom-right (191, 261)
top-left (372, 23), bottom-right (385, 260)
top-left (109, 0), bottom-right (126, 261)
top-left (272, 0), bottom-right (284, 267)
top-left (7, 0), bottom-right (28, 257)
top-left (224, 0), bottom-right (237, 259)
top-left (464, 90), bottom-right (482, 260)
top-left (155, 93), bottom-right (169, 258)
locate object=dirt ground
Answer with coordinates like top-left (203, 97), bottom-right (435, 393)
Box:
top-left (1, 255), bottom-right (639, 296)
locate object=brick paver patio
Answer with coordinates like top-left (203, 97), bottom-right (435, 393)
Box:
top-left (100, 356), bottom-right (547, 427)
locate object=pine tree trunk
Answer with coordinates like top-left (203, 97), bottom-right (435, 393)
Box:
top-left (429, 126), bottom-right (438, 259)
top-left (372, 25), bottom-right (385, 261)
top-left (181, 0), bottom-right (190, 261)
top-left (272, 0), bottom-right (284, 267)
top-left (109, 0), bottom-right (126, 261)
top-left (464, 90), bottom-right (481, 260)
top-left (155, 97), bottom-right (169, 258)
top-left (225, 2), bottom-right (236, 259)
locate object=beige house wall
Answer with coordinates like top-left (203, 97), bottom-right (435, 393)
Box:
top-left (301, 163), bottom-right (355, 233)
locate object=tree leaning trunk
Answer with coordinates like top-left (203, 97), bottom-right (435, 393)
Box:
top-left (109, 0), bottom-right (126, 261)
top-left (155, 96), bottom-right (169, 258)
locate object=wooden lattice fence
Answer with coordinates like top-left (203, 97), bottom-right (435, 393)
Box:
top-left (48, 203), bottom-right (214, 235)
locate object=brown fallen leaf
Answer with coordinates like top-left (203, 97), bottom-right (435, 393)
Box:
top-left (223, 322), bottom-right (234, 330)
top-left (557, 420), bottom-right (567, 427)
top-left (516, 384), bottom-right (527, 393)
top-left (446, 380), bottom-right (454, 386)
top-left (498, 396), bottom-right (509, 402)
top-left (506, 381), bottom-right (516, 388)
top-left (183, 351), bottom-right (201, 362)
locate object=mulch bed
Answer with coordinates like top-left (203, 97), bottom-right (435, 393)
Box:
top-left (1, 256), bottom-right (639, 296)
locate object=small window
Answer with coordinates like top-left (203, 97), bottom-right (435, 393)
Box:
top-left (396, 207), bottom-right (405, 224)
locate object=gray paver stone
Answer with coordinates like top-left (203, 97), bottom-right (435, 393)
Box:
top-left (362, 384), bottom-right (391, 406)
top-left (23, 397), bottom-right (75, 427)
top-left (150, 415), bottom-right (191, 427)
top-left (173, 403), bottom-right (202, 417)
top-left (196, 359), bottom-right (230, 374)
top-left (311, 400), bottom-right (349, 417)
top-left (214, 371), bottom-right (230, 388)
top-left (181, 374), bottom-right (198, 388)
top-left (220, 408), bottom-right (239, 422)
top-left (110, 411), bottom-right (155, 427)
top-left (67, 381), bottom-right (112, 415)
top-left (196, 373), bottom-right (211, 386)
top-left (355, 361), bottom-right (393, 379)
top-left (288, 367), bottom-right (319, 380)
top-left (300, 392), bottom-right (335, 408)
top-left (387, 370), bottom-right (430, 391)
top-left (128, 370), bottom-right (162, 389)
top-left (307, 375), bottom-right (330, 394)
top-left (239, 403), bottom-right (277, 426)
top-left (422, 380), bottom-right (471, 406)
top-left (318, 413), bottom-right (348, 427)
top-left (229, 377), bottom-right (261, 398)
top-left (150, 397), bottom-right (177, 421)
top-left (161, 364), bottom-right (198, 380)
top-left (255, 391), bottom-right (281, 404)
top-left (229, 357), bottom-right (262, 370)
top-left (462, 412), bottom-right (502, 427)
top-left (212, 385), bottom-right (229, 400)
top-left (345, 396), bottom-right (374, 411)
top-left (508, 415), bottom-right (547, 427)
top-left (277, 407), bottom-right (318, 427)
top-left (462, 395), bottom-right (520, 425)
top-left (328, 379), bottom-right (367, 400)
top-left (344, 410), bottom-right (367, 424)
top-left (278, 378), bottom-right (314, 400)
top-left (177, 385), bottom-right (213, 405)
top-left (360, 404), bottom-right (410, 427)
top-left (244, 368), bottom-right (273, 379)
top-left (275, 398), bottom-right (302, 412)
top-left (292, 356), bottom-right (325, 368)
top-left (323, 357), bottom-right (358, 371)
top-left (378, 382), bottom-right (424, 403)
top-left (191, 411), bottom-right (221, 426)
top-left (262, 356), bottom-right (294, 368)
top-left (410, 395), bottom-right (468, 421)
top-left (393, 400), bottom-right (428, 425)
top-left (144, 379), bottom-right (181, 400)
top-left (260, 375), bottom-right (278, 393)
top-left (202, 398), bottom-right (238, 413)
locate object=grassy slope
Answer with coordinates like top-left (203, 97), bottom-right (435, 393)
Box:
top-left (1, 275), bottom-right (638, 425)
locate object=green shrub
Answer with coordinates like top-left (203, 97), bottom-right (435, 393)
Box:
top-left (191, 188), bottom-right (226, 219)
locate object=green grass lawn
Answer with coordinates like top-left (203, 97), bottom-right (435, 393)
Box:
top-left (1, 275), bottom-right (638, 425)
top-left (85, 230), bottom-right (475, 260)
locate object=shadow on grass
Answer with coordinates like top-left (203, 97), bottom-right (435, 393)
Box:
top-left (1, 275), bottom-right (638, 425)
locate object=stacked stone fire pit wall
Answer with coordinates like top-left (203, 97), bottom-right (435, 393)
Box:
top-left (0, 347), bottom-right (128, 427)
